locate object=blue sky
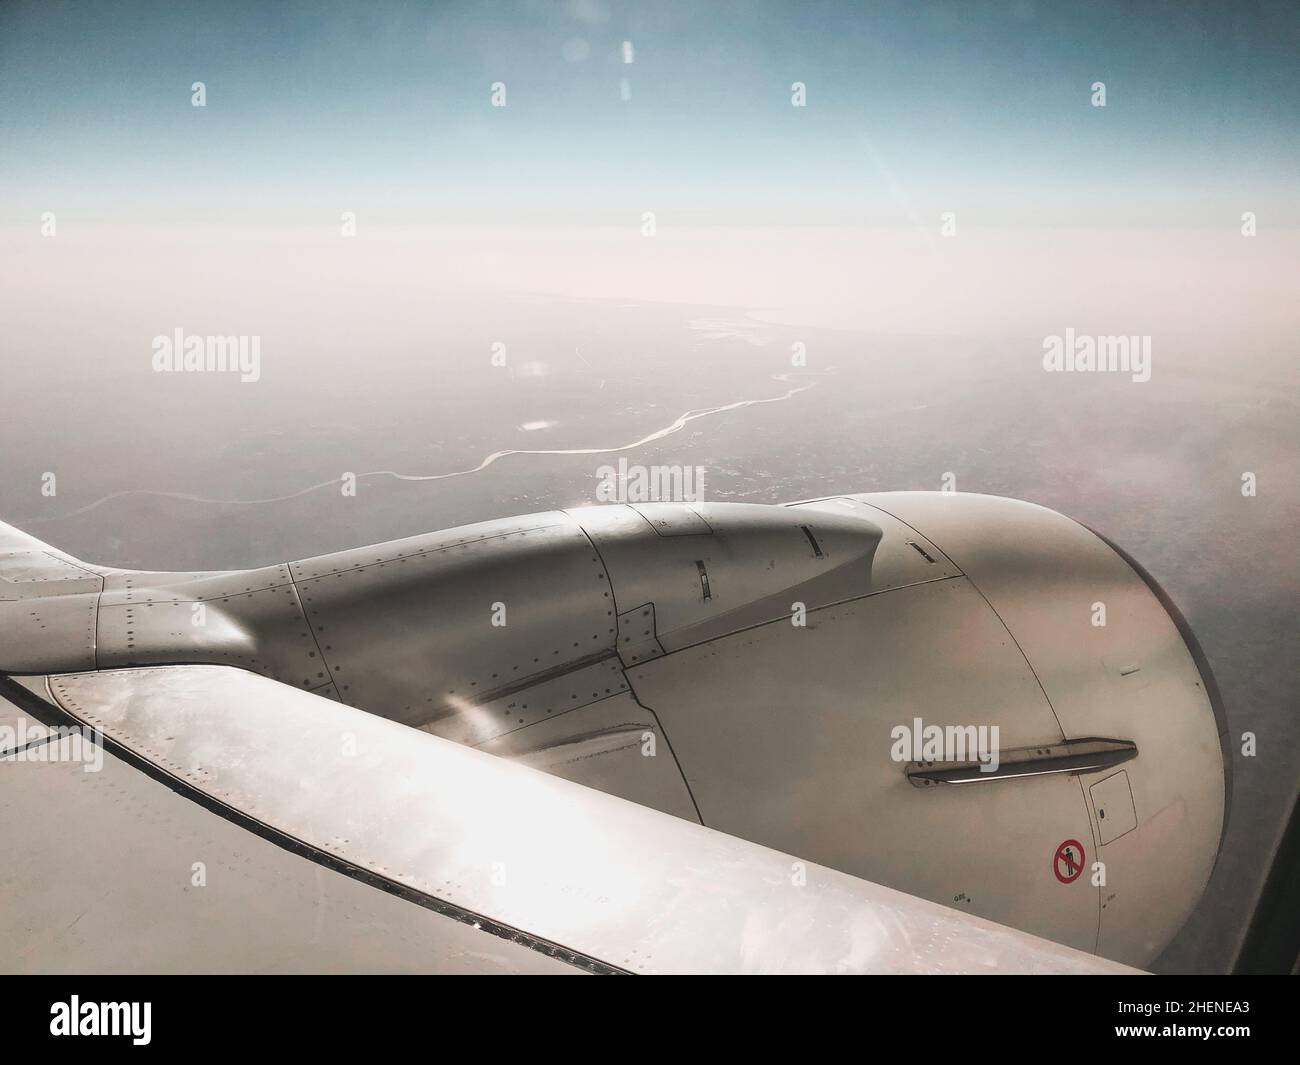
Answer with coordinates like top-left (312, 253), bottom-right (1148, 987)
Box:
top-left (2, 0), bottom-right (1297, 225)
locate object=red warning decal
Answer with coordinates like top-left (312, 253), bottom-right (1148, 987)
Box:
top-left (1053, 839), bottom-right (1085, 884)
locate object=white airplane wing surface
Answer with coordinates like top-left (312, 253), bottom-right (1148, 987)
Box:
top-left (0, 665), bottom-right (1133, 974)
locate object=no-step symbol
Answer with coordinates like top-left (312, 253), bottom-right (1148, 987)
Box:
top-left (1054, 839), bottom-right (1085, 884)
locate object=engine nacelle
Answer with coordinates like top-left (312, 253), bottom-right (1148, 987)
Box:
top-left (0, 493), bottom-right (1228, 966)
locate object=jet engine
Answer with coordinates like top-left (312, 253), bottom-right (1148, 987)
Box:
top-left (0, 492), bottom-right (1229, 966)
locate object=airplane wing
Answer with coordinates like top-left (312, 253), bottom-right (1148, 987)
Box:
top-left (0, 664), bottom-right (1134, 974)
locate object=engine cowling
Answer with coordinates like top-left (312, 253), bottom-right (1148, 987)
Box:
top-left (0, 493), bottom-right (1227, 966)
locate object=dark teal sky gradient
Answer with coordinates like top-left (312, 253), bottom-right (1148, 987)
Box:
top-left (1, 0), bottom-right (1297, 225)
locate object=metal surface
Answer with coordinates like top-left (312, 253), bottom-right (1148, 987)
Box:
top-left (624, 574), bottom-right (1103, 955)
top-left (475, 690), bottom-right (700, 823)
top-left (1085, 523), bottom-right (1234, 857)
top-left (97, 571), bottom-right (328, 692)
top-left (0, 521), bottom-right (104, 672)
top-left (568, 502), bottom-right (882, 653)
top-left (789, 496), bottom-right (960, 592)
top-left (11, 664), bottom-right (1135, 974)
top-left (906, 738), bottom-right (1139, 787)
top-left (291, 513), bottom-right (616, 727)
top-left (0, 683), bottom-right (577, 975)
top-left (423, 654), bottom-right (632, 747)
top-left (0, 492), bottom-right (1227, 970)
top-left (1090, 771), bottom-right (1140, 845)
top-left (850, 493), bottom-right (1226, 963)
